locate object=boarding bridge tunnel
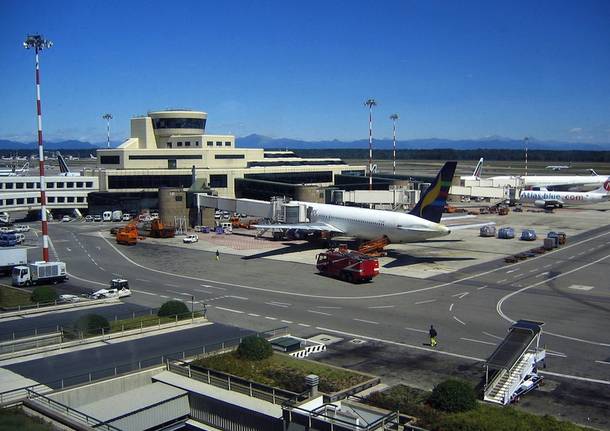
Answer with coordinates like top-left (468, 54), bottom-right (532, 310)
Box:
top-left (195, 194), bottom-right (309, 224)
top-left (0, 176), bottom-right (99, 213)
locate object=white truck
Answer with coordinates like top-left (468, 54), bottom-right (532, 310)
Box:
top-left (112, 210), bottom-right (123, 222)
top-left (0, 248), bottom-right (27, 275)
top-left (102, 211), bottom-right (112, 222)
top-left (12, 261), bottom-right (68, 287)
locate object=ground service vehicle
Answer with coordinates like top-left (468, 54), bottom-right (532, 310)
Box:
top-left (112, 210), bottom-right (123, 222)
top-left (183, 234), bottom-right (199, 243)
top-left (12, 261), bottom-right (68, 286)
top-left (0, 233), bottom-right (18, 247)
top-left (102, 211), bottom-right (112, 222)
top-left (116, 220), bottom-right (138, 245)
top-left (61, 215), bottom-right (71, 222)
top-left (316, 247), bottom-right (379, 283)
top-left (520, 229), bottom-right (537, 241)
top-left (150, 219), bottom-right (175, 238)
top-left (122, 213), bottom-right (131, 221)
top-left (0, 248), bottom-right (27, 274)
top-left (85, 215), bottom-right (93, 222)
top-left (498, 227), bottom-right (515, 239)
top-left (480, 225), bottom-right (496, 237)
top-left (94, 215), bottom-right (102, 222)
top-left (91, 279), bottom-right (131, 299)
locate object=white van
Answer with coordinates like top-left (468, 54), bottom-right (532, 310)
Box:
top-left (112, 210), bottom-right (123, 222)
top-left (102, 211), bottom-right (112, 222)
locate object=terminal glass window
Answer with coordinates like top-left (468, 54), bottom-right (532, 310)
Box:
top-left (167, 142), bottom-right (172, 148)
top-left (207, 141), bottom-right (213, 147)
top-left (26, 182), bottom-right (34, 189)
top-left (215, 154), bottom-right (245, 159)
top-left (67, 196), bottom-right (75, 203)
top-left (56, 182), bottom-right (64, 188)
top-left (152, 118), bottom-right (206, 130)
top-left (185, 141), bottom-right (191, 147)
top-left (16, 198), bottom-right (23, 204)
top-left (6, 199), bottom-right (13, 205)
top-left (86, 182), bottom-right (93, 188)
top-left (16, 183), bottom-right (23, 189)
top-left (108, 175), bottom-right (193, 189)
top-left (216, 141), bottom-right (222, 146)
top-left (47, 197), bottom-right (55, 203)
top-left (224, 141), bottom-right (231, 146)
top-left (209, 174), bottom-right (228, 188)
top-left (5, 183), bottom-right (13, 189)
top-left (67, 182), bottom-right (74, 188)
top-left (168, 160), bottom-right (177, 169)
top-left (76, 182), bottom-right (83, 188)
top-left (27, 198), bottom-right (35, 204)
top-left (100, 155), bottom-right (120, 164)
top-left (177, 142), bottom-right (183, 147)
top-left (77, 196), bottom-right (84, 203)
top-left (46, 182), bottom-right (54, 188)
top-left (57, 197), bottom-right (65, 203)
top-left (195, 141), bottom-right (199, 146)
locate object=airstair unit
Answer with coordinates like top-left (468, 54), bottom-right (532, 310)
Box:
top-left (483, 320), bottom-right (546, 405)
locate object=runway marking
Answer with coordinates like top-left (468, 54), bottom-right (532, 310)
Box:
top-left (415, 299), bottom-right (436, 305)
top-left (167, 290), bottom-right (192, 297)
top-left (266, 302), bottom-right (290, 308)
top-left (405, 327), bottom-right (428, 334)
top-left (172, 297), bottom-right (183, 301)
top-left (368, 305), bottom-right (394, 309)
top-left (540, 371), bottom-right (610, 386)
top-left (528, 268), bottom-right (538, 273)
top-left (595, 360), bottom-right (610, 365)
top-left (215, 306), bottom-right (244, 314)
top-left (308, 310), bottom-right (332, 316)
top-left (497, 253), bottom-right (610, 348)
top-left (164, 283), bottom-right (180, 288)
top-left (451, 292), bottom-right (469, 298)
top-left (543, 264), bottom-right (553, 269)
top-left (578, 251), bottom-right (586, 256)
top-left (281, 320), bottom-right (293, 324)
top-left (512, 274), bottom-right (521, 278)
top-left (568, 285), bottom-right (594, 291)
top-left (159, 295), bottom-right (169, 298)
top-left (227, 295), bottom-right (248, 301)
top-left (460, 337), bottom-right (495, 346)
top-left (97, 229), bottom-right (610, 301)
top-left (298, 323), bottom-right (311, 327)
top-left (194, 288), bottom-right (212, 294)
top-left (482, 331), bottom-right (503, 340)
top-left (453, 316), bottom-right (466, 325)
top-left (546, 349), bottom-right (567, 358)
top-left (567, 256), bottom-right (575, 260)
top-left (248, 313), bottom-right (260, 317)
top-left (477, 285), bottom-right (488, 290)
top-left (316, 306), bottom-right (341, 309)
top-left (496, 279), bottom-right (507, 284)
top-left (353, 318), bottom-right (379, 325)
top-left (136, 279), bottom-right (151, 283)
top-left (535, 272), bottom-right (550, 278)
top-left (201, 284), bottom-right (226, 290)
top-left (449, 303), bottom-right (454, 312)
top-left (506, 269), bottom-right (519, 274)
top-left (265, 316), bottom-right (277, 320)
top-left (131, 289), bottom-right (157, 296)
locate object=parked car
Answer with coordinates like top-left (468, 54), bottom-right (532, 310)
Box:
top-left (14, 225), bottom-right (31, 232)
top-left (93, 215), bottom-right (102, 222)
top-left (121, 213), bottom-right (131, 221)
top-left (85, 215), bottom-right (94, 222)
top-left (480, 225), bottom-right (496, 237)
top-left (520, 229), bottom-right (537, 241)
top-left (498, 227), bottom-right (515, 239)
top-left (61, 215), bottom-right (71, 222)
top-left (59, 294), bottom-right (80, 303)
top-left (183, 234), bottom-right (199, 244)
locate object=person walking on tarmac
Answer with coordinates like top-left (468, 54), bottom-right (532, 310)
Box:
top-left (429, 325), bottom-right (438, 347)
top-left (215, 250), bottom-right (220, 261)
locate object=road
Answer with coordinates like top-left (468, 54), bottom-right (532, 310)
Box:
top-left (43, 221), bottom-right (610, 384)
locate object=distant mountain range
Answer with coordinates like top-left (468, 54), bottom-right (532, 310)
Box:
top-left (0, 135), bottom-right (608, 151)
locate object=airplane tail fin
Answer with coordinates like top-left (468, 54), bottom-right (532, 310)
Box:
top-left (409, 161), bottom-right (457, 223)
top-left (593, 178), bottom-right (610, 194)
top-left (589, 169), bottom-right (599, 176)
top-left (473, 158), bottom-right (484, 179)
top-left (57, 152), bottom-right (70, 174)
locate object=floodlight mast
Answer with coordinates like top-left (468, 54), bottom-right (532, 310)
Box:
top-left (24, 34), bottom-right (53, 262)
top-left (390, 114), bottom-right (399, 176)
top-left (103, 114), bottom-right (113, 148)
top-left (364, 98), bottom-right (377, 191)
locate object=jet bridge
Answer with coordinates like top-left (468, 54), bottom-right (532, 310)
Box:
top-left (483, 320), bottom-right (546, 405)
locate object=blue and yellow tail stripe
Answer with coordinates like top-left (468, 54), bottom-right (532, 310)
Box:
top-left (409, 162), bottom-right (457, 223)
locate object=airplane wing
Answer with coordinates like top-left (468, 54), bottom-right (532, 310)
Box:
top-left (446, 221), bottom-right (496, 230)
top-left (252, 222), bottom-right (344, 233)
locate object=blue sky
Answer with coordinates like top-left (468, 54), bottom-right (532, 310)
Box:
top-left (1, 0), bottom-right (609, 144)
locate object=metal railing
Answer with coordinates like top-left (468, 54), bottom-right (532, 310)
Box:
top-left (0, 326), bottom-right (288, 407)
top-left (26, 388), bottom-right (122, 431)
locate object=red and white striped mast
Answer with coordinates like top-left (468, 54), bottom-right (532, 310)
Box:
top-left (390, 113), bottom-right (399, 176)
top-left (364, 98), bottom-right (377, 191)
top-left (24, 35), bottom-right (53, 262)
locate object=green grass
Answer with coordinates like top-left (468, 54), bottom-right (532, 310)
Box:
top-left (0, 285), bottom-right (33, 308)
top-left (193, 351), bottom-right (371, 393)
top-left (0, 407), bottom-right (52, 431)
top-left (109, 311), bottom-right (201, 332)
top-left (365, 384), bottom-right (595, 431)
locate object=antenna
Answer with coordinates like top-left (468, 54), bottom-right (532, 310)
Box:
top-left (364, 98), bottom-right (377, 192)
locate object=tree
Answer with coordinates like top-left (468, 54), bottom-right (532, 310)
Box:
top-left (157, 300), bottom-right (189, 317)
top-left (429, 379), bottom-right (477, 413)
top-left (236, 335), bottom-right (273, 361)
top-left (30, 286), bottom-right (58, 303)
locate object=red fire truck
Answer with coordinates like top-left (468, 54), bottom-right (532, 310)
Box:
top-left (316, 247), bottom-right (380, 283)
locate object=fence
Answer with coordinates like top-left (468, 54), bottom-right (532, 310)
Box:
top-left (0, 326), bottom-right (289, 407)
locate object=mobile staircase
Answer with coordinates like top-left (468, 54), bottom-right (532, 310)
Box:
top-left (483, 320), bottom-right (546, 405)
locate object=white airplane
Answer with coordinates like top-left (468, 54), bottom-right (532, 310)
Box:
top-left (89, 153), bottom-right (96, 159)
top-left (519, 179), bottom-right (610, 208)
top-left (254, 162), bottom-right (491, 243)
top-left (545, 163), bottom-right (570, 171)
top-left (57, 152), bottom-right (81, 176)
top-left (0, 163), bottom-right (29, 177)
top-left (460, 158), bottom-right (484, 181)
top-left (487, 166), bottom-right (606, 190)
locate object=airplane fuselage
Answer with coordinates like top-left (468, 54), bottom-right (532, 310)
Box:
top-left (489, 175), bottom-right (606, 189)
top-left (519, 190), bottom-right (608, 207)
top-left (303, 202), bottom-right (450, 242)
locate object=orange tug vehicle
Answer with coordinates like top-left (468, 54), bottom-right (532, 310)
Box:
top-left (316, 246), bottom-right (380, 283)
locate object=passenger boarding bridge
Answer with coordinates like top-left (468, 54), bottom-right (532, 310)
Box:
top-left (0, 176), bottom-right (99, 212)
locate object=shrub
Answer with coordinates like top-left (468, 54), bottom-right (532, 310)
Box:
top-left (73, 314), bottom-right (110, 336)
top-left (157, 300), bottom-right (189, 317)
top-left (236, 335), bottom-right (273, 361)
top-left (429, 379), bottom-right (477, 413)
top-left (30, 286), bottom-right (58, 303)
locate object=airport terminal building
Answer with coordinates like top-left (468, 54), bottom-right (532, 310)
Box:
top-left (93, 110), bottom-right (365, 207)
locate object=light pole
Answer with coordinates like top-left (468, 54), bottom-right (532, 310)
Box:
top-left (524, 136), bottom-right (529, 178)
top-left (102, 114), bottom-right (113, 148)
top-left (364, 98), bottom-right (377, 191)
top-left (390, 114), bottom-right (399, 176)
top-left (24, 34), bottom-right (53, 262)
